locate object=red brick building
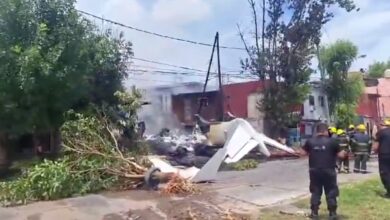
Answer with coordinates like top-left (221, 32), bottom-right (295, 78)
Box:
top-left (357, 77), bottom-right (390, 121)
top-left (223, 81), bottom-right (266, 118)
top-left (171, 81), bottom-right (266, 125)
top-left (171, 80), bottom-right (304, 133)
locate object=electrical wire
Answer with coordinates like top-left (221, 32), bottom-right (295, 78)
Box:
top-left (130, 57), bottom-right (207, 73)
top-left (130, 57), bottom-right (245, 74)
top-left (77, 9), bottom-right (246, 51)
top-left (129, 68), bottom-right (258, 80)
top-left (127, 76), bottom-right (183, 83)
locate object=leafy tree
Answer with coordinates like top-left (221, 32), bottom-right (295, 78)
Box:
top-left (368, 60), bottom-right (390, 78)
top-left (346, 72), bottom-right (365, 104)
top-left (334, 103), bottom-right (358, 129)
top-left (0, 0), bottom-right (133, 169)
top-left (240, 0), bottom-right (356, 136)
top-left (332, 72), bottom-right (364, 128)
top-left (319, 40), bottom-right (364, 114)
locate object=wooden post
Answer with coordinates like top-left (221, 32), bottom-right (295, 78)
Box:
top-left (216, 32), bottom-right (225, 122)
top-left (197, 33), bottom-right (218, 115)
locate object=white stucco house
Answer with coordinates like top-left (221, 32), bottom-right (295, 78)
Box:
top-left (300, 81), bottom-right (330, 137)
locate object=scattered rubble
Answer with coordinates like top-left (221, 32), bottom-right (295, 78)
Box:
top-left (145, 128), bottom-right (214, 168)
top-left (161, 175), bottom-right (200, 195)
top-left (145, 117), bottom-right (297, 185)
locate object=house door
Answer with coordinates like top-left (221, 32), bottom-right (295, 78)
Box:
top-left (184, 99), bottom-right (192, 122)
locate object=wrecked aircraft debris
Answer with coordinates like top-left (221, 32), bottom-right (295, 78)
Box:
top-left (147, 116), bottom-right (296, 185)
top-left (145, 128), bottom-right (212, 168)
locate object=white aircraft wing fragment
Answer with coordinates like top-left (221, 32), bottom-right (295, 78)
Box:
top-left (149, 118), bottom-right (296, 183)
top-left (225, 139), bottom-right (258, 164)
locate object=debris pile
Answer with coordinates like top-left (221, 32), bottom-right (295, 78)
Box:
top-left (181, 207), bottom-right (249, 220)
top-left (145, 128), bottom-right (215, 168)
top-left (145, 117), bottom-right (298, 184)
top-left (161, 174), bottom-right (199, 195)
top-left (62, 113), bottom-right (149, 189)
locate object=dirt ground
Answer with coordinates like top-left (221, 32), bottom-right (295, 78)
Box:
top-left (103, 190), bottom-right (253, 220)
top-left (1, 159), bottom-right (380, 220)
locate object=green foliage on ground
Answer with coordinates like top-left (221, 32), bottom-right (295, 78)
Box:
top-left (259, 178), bottom-right (390, 220)
top-left (228, 159), bottom-right (258, 171)
top-left (0, 159), bottom-right (116, 205)
top-left (0, 105), bottom-right (148, 206)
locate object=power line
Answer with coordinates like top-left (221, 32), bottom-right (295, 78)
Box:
top-left (127, 76), bottom-right (181, 83)
top-left (129, 68), bottom-right (207, 77)
top-left (131, 64), bottom-right (199, 73)
top-left (130, 57), bottom-right (245, 74)
top-left (77, 9), bottom-right (246, 51)
top-left (129, 68), bottom-right (257, 79)
top-left (131, 57), bottom-right (206, 73)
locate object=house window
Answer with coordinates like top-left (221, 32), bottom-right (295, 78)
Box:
top-left (198, 97), bottom-right (209, 107)
top-left (319, 96), bottom-right (325, 107)
top-left (309, 95), bottom-right (315, 106)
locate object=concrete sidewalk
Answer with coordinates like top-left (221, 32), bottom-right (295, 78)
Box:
top-left (210, 159), bottom-right (378, 209)
top-left (0, 159), bottom-right (380, 220)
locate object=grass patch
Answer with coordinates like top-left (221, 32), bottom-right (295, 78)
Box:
top-left (259, 178), bottom-right (390, 220)
top-left (227, 159), bottom-right (258, 171)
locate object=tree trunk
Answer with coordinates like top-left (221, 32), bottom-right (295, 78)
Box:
top-left (50, 128), bottom-right (62, 158)
top-left (32, 128), bottom-right (62, 160)
top-left (0, 132), bottom-right (10, 175)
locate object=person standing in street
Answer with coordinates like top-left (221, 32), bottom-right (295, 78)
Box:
top-left (347, 124), bottom-right (355, 139)
top-left (351, 124), bottom-right (371, 174)
top-left (373, 120), bottom-right (390, 198)
top-left (337, 129), bottom-right (350, 173)
top-left (328, 126), bottom-right (337, 138)
top-left (301, 123), bottom-right (346, 220)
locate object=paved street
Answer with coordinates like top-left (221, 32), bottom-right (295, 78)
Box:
top-left (0, 158), bottom-right (380, 220)
top-left (210, 158), bottom-right (379, 209)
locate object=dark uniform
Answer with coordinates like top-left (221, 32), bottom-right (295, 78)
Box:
top-left (303, 135), bottom-right (340, 215)
top-left (337, 134), bottom-right (350, 173)
top-left (347, 130), bottom-right (355, 139)
top-left (376, 127), bottom-right (390, 196)
top-left (351, 133), bottom-right (371, 173)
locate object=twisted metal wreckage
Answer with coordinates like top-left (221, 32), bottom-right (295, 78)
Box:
top-left (143, 33), bottom-right (296, 187)
top-left (144, 115), bottom-right (296, 187)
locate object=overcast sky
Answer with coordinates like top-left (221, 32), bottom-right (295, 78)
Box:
top-left (75, 0), bottom-right (390, 88)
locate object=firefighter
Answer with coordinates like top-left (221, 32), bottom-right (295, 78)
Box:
top-left (337, 129), bottom-right (350, 173)
top-left (373, 120), bottom-right (390, 198)
top-left (351, 124), bottom-right (371, 174)
top-left (328, 127), bottom-right (337, 138)
top-left (347, 124), bottom-right (355, 138)
top-left (301, 123), bottom-right (346, 220)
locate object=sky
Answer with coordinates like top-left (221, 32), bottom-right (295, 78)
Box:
top-left (75, 0), bottom-right (390, 88)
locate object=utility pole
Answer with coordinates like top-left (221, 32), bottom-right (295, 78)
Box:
top-left (216, 32), bottom-right (225, 122)
top-left (197, 32), bottom-right (225, 122)
top-left (197, 33), bottom-right (217, 114)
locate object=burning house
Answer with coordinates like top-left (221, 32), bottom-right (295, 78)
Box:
top-left (138, 82), bottom-right (218, 134)
top-left (169, 81), bottom-right (267, 132)
top-left (143, 80), bottom-right (298, 136)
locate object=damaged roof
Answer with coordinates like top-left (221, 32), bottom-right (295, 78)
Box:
top-left (364, 78), bottom-right (390, 96)
top-left (147, 82), bottom-right (218, 95)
